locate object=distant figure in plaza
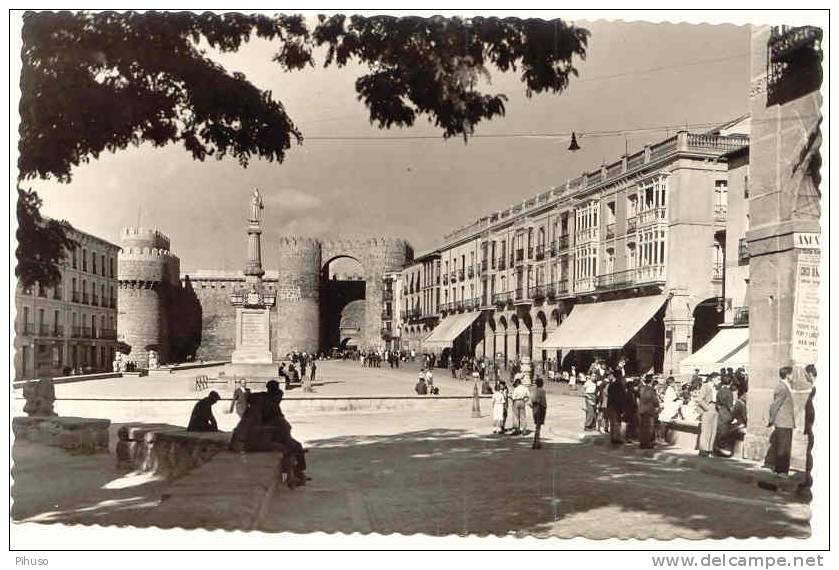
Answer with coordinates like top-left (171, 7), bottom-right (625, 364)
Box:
top-left (714, 375), bottom-right (735, 456)
top-left (187, 390), bottom-right (221, 432)
top-left (568, 371), bottom-right (577, 391)
top-left (582, 373), bottom-right (597, 430)
top-left (801, 364), bottom-right (816, 490)
top-left (424, 367), bottom-right (434, 391)
top-left (230, 380), bottom-right (250, 418)
top-left (638, 375), bottom-right (660, 449)
top-left (415, 374), bottom-right (428, 395)
top-left (657, 376), bottom-right (680, 440)
top-left (510, 379), bottom-right (530, 435)
top-left (491, 381), bottom-right (509, 434)
top-left (530, 377), bottom-right (547, 449)
top-left (481, 377), bottom-right (493, 395)
top-left (696, 373), bottom-right (719, 456)
top-left (690, 368), bottom-right (703, 391)
top-left (606, 373), bottom-right (627, 445)
top-left (624, 378), bottom-right (640, 443)
top-left (767, 366), bottom-right (796, 476)
top-left (308, 359), bottom-right (317, 387)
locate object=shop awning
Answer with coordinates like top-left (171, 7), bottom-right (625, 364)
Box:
top-left (423, 312), bottom-right (482, 348)
top-left (679, 327), bottom-right (749, 375)
top-left (541, 294), bottom-right (669, 350)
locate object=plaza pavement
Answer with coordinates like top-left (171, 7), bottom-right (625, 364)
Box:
top-left (11, 361), bottom-right (811, 539)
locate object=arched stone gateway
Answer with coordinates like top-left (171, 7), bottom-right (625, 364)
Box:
top-left (274, 237), bottom-right (413, 355)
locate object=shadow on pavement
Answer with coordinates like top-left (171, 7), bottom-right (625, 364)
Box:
top-left (259, 428), bottom-right (810, 539)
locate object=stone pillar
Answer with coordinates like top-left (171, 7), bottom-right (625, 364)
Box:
top-left (662, 291), bottom-right (693, 376)
top-left (742, 26), bottom-right (821, 468)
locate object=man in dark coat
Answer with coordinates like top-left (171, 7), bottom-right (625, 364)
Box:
top-left (624, 378), bottom-right (640, 443)
top-left (638, 375), bottom-right (660, 449)
top-left (187, 391), bottom-right (221, 432)
top-left (714, 375), bottom-right (735, 456)
top-left (606, 374), bottom-right (627, 445)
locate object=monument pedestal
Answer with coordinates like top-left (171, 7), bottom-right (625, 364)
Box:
top-left (224, 305), bottom-right (280, 386)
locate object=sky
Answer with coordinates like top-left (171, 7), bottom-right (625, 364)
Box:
top-left (27, 17), bottom-right (751, 272)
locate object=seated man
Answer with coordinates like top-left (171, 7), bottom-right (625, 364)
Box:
top-left (415, 376), bottom-right (428, 395)
top-left (230, 381), bottom-right (309, 488)
top-left (187, 390), bottom-right (221, 432)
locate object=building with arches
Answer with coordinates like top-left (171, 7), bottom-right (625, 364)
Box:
top-left (406, 119), bottom-right (751, 376)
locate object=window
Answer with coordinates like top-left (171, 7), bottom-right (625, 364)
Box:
top-left (72, 248), bottom-right (78, 269)
top-left (92, 254), bottom-right (97, 275)
top-left (626, 243), bottom-right (637, 269)
top-left (744, 174), bottom-right (750, 199)
top-left (714, 180), bottom-right (728, 207)
top-left (607, 202), bottom-right (616, 224)
top-left (101, 254), bottom-right (106, 276)
top-left (82, 249), bottom-right (88, 272)
top-left (627, 195), bottom-right (638, 217)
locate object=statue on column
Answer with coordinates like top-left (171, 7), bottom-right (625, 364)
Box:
top-left (249, 188), bottom-right (264, 223)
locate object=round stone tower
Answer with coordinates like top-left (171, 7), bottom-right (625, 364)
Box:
top-left (275, 237), bottom-right (321, 355)
top-left (117, 227), bottom-right (180, 367)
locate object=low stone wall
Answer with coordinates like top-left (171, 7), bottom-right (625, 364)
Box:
top-left (116, 425), bottom-right (232, 480)
top-left (12, 372), bottom-right (122, 389)
top-left (12, 416), bottom-right (110, 453)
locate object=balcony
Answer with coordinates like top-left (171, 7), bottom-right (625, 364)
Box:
top-left (92, 294), bottom-right (100, 306)
top-left (381, 310), bottom-right (393, 320)
top-left (82, 293), bottom-right (89, 305)
top-left (515, 248), bottom-right (524, 262)
top-left (733, 306), bottom-right (749, 326)
top-left (38, 323), bottom-right (50, 336)
top-left (498, 258), bottom-right (507, 270)
top-left (638, 207), bottom-right (667, 226)
top-left (535, 245), bottom-right (545, 261)
top-left (606, 223), bottom-right (616, 240)
top-left (636, 264), bottom-right (667, 284)
top-left (557, 279), bottom-right (570, 296)
top-left (529, 284), bottom-right (546, 301)
top-left (110, 298), bottom-right (117, 309)
top-left (596, 269), bottom-right (637, 292)
top-left (738, 238), bottom-right (750, 265)
top-left (490, 257), bottom-right (497, 270)
top-left (527, 247), bottom-right (533, 260)
top-left (19, 322), bottom-right (34, 335)
top-left (627, 216), bottom-right (638, 234)
top-left (467, 266), bottom-right (474, 279)
top-left (575, 227), bottom-right (599, 244)
top-left (464, 298), bottom-right (475, 311)
top-left (382, 290), bottom-right (394, 301)
top-left (558, 234), bottom-right (570, 251)
top-left (52, 325), bottom-right (64, 337)
top-left (714, 204), bottom-right (727, 222)
top-left (81, 327), bottom-right (91, 338)
top-left (72, 326), bottom-right (82, 338)
top-left (549, 243), bottom-right (557, 257)
top-left (101, 328), bottom-right (117, 340)
top-left (481, 260), bottom-right (488, 273)
top-left (493, 291), bottom-right (512, 307)
top-left (513, 288), bottom-right (531, 305)
top-left (712, 262), bottom-right (724, 281)
top-left (380, 327), bottom-right (393, 338)
top-left (574, 276), bottom-right (596, 294)
top-left (52, 288), bottom-right (62, 300)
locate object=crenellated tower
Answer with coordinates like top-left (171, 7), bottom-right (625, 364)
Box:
top-left (275, 237), bottom-right (322, 355)
top-left (117, 227), bottom-right (181, 367)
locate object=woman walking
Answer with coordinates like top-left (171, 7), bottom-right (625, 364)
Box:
top-left (491, 381), bottom-right (509, 434)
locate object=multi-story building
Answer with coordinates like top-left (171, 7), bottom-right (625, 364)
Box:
top-left (399, 251), bottom-right (440, 352)
top-left (14, 226), bottom-right (120, 380)
top-left (380, 271), bottom-right (401, 351)
top-left (422, 122), bottom-right (750, 375)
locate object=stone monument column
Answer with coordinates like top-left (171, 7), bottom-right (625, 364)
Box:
top-left (225, 189), bottom-right (278, 382)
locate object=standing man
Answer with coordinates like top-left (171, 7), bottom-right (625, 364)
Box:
top-left (768, 366), bottom-right (796, 476)
top-left (606, 373), bottom-right (627, 445)
top-left (696, 373), bottom-right (719, 456)
top-left (582, 374), bottom-right (598, 431)
top-left (637, 375), bottom-right (660, 449)
top-left (510, 379), bottom-right (530, 435)
top-left (530, 377), bottom-right (547, 449)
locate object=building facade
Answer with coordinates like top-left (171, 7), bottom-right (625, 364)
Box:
top-left (421, 124), bottom-right (750, 375)
top-left (399, 251), bottom-right (440, 352)
top-left (14, 226), bottom-right (120, 380)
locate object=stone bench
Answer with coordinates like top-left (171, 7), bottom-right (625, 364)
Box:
top-left (116, 424), bottom-right (231, 479)
top-left (12, 416), bottom-right (110, 453)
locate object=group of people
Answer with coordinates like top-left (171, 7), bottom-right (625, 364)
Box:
top-left (488, 377), bottom-right (548, 449)
top-left (414, 368), bottom-right (439, 395)
top-left (186, 379), bottom-right (310, 489)
top-left (279, 352), bottom-right (317, 390)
